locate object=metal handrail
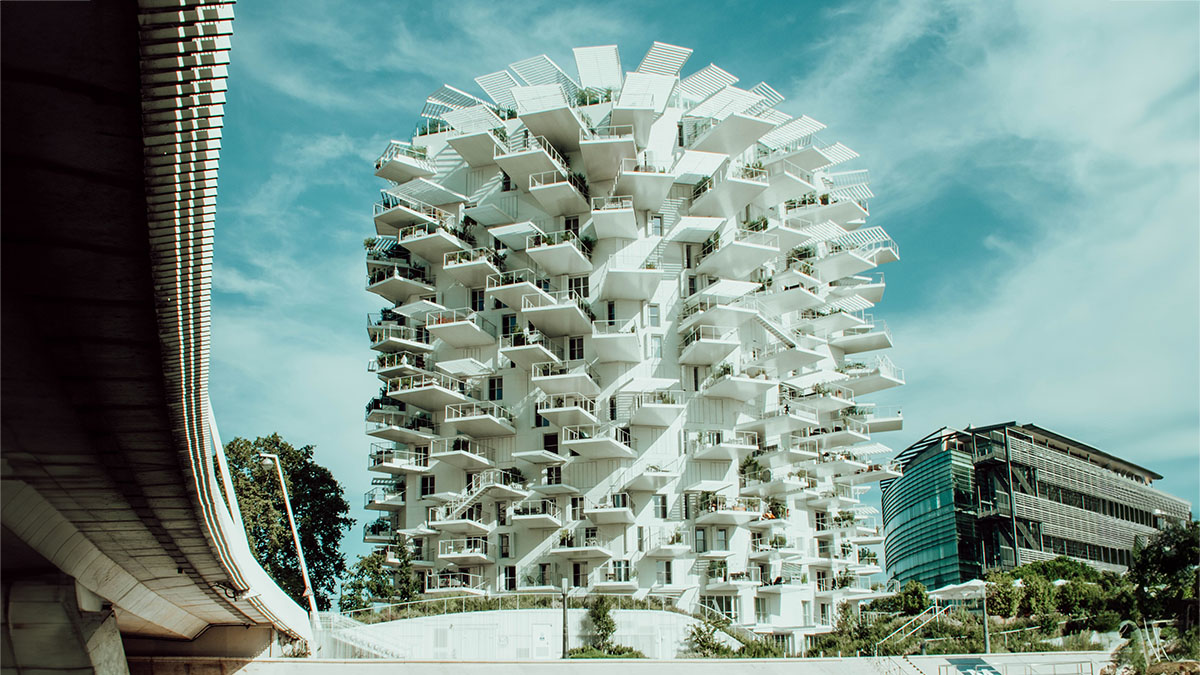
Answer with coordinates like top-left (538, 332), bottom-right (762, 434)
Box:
top-left (526, 229), bottom-right (592, 257)
top-left (531, 358), bottom-right (597, 382)
top-left (511, 499), bottom-right (561, 519)
top-left (680, 324), bottom-right (735, 348)
top-left (386, 372), bottom-right (470, 396)
top-left (486, 267), bottom-right (554, 291)
top-left (444, 247), bottom-right (504, 268)
top-left (592, 319), bottom-right (637, 335)
top-left (561, 423), bottom-right (631, 446)
top-left (366, 262), bottom-right (433, 287)
top-left (697, 429), bottom-right (758, 448)
top-left (445, 401), bottom-right (514, 424)
top-left (536, 393), bottom-right (597, 414)
top-left (375, 140), bottom-right (432, 169)
top-left (425, 308), bottom-right (497, 338)
top-left (581, 124), bottom-right (634, 142)
top-left (438, 537), bottom-right (489, 556)
top-left (369, 443), bottom-right (430, 469)
top-left (428, 437), bottom-right (495, 462)
top-left (371, 350), bottom-right (428, 373)
top-left (591, 194), bottom-right (634, 211)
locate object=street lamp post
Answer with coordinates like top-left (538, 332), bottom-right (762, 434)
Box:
top-left (260, 453), bottom-right (321, 634)
top-left (561, 577), bottom-right (569, 659)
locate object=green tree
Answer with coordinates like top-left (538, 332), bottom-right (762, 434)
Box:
top-left (1055, 577), bottom-right (1100, 617)
top-left (899, 580), bottom-right (931, 615)
top-left (986, 571), bottom-right (1024, 618)
top-left (1128, 520), bottom-right (1200, 631)
top-left (587, 596), bottom-right (617, 651)
top-left (226, 434), bottom-right (353, 610)
top-left (338, 550), bottom-right (395, 612)
top-left (1014, 556), bottom-right (1100, 584)
top-left (1019, 574), bottom-right (1055, 616)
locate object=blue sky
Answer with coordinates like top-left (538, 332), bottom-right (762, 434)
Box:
top-left (210, 0), bottom-right (1200, 561)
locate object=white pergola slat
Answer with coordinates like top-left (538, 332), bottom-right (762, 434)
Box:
top-left (759, 115), bottom-right (827, 150)
top-left (475, 70), bottom-right (520, 111)
top-left (572, 45), bottom-right (622, 91)
top-left (685, 86), bottom-right (762, 121)
top-left (510, 54), bottom-right (579, 99)
top-left (679, 63), bottom-right (738, 101)
top-left (636, 41), bottom-right (692, 76)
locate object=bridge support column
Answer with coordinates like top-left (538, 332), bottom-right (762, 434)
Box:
top-left (3, 573), bottom-right (130, 674)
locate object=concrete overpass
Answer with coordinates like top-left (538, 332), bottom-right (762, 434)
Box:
top-left (1, 1), bottom-right (311, 670)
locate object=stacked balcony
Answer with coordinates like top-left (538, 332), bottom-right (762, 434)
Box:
top-left (443, 247), bottom-right (504, 287)
top-left (363, 518), bottom-right (395, 544)
top-left (521, 290), bottom-right (593, 336)
top-left (561, 424), bottom-right (634, 460)
top-left (550, 528), bottom-right (612, 561)
top-left (529, 170), bottom-right (590, 216)
top-left (703, 563), bottom-right (763, 591)
top-left (849, 404), bottom-right (903, 434)
top-left (529, 465), bottom-right (578, 495)
top-left (425, 571), bottom-right (487, 596)
top-left (752, 160), bottom-right (819, 212)
top-left (374, 140), bottom-right (435, 183)
top-left (486, 268), bottom-right (554, 309)
top-left (364, 485), bottom-right (405, 511)
top-left (645, 528), bottom-right (691, 558)
top-left (386, 373), bottom-right (471, 411)
top-left (596, 253), bottom-right (661, 301)
top-left (614, 157), bottom-right (674, 211)
top-left (583, 492), bottom-right (635, 525)
top-left (515, 96), bottom-right (587, 151)
top-left (365, 408), bottom-right (437, 445)
top-left (365, 261), bottom-right (435, 304)
top-left (368, 443), bottom-right (432, 475)
top-left (591, 320), bottom-right (641, 363)
top-left (743, 341), bottom-right (824, 374)
top-left (536, 393), bottom-right (598, 427)
top-left (438, 537), bottom-right (492, 566)
top-left (425, 308), bottom-right (497, 348)
top-left (700, 362), bottom-right (776, 400)
top-left (837, 355), bottom-right (906, 395)
top-left (444, 401), bottom-right (516, 437)
top-left (695, 495), bottom-right (765, 526)
top-left (426, 437), bottom-right (495, 471)
top-left (830, 316), bottom-right (893, 354)
top-left (493, 134), bottom-right (568, 195)
top-left (370, 350), bottom-right (428, 379)
top-left (511, 499), bottom-right (562, 528)
top-left (687, 112), bottom-right (777, 157)
top-left (679, 325), bottom-right (739, 365)
top-left (695, 228), bottom-right (780, 279)
top-left (619, 459), bottom-right (683, 492)
top-left (579, 125), bottom-right (636, 181)
top-left (740, 467), bottom-right (817, 499)
top-left (677, 296), bottom-right (758, 333)
top-left (430, 503), bottom-right (491, 537)
top-left (693, 430), bottom-right (759, 461)
top-left (589, 194), bottom-right (637, 239)
top-left (446, 126), bottom-right (507, 167)
top-left (531, 359), bottom-right (600, 396)
top-left (499, 330), bottom-right (563, 369)
top-left (367, 315), bottom-right (433, 353)
top-left (629, 390), bottom-right (685, 427)
top-left (748, 535), bottom-right (807, 563)
top-left (781, 192), bottom-right (868, 229)
top-left (594, 561), bottom-right (638, 592)
top-left (526, 230), bottom-right (593, 275)
top-left (691, 162), bottom-right (770, 219)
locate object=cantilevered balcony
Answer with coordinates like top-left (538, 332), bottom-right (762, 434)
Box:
top-left (610, 91), bottom-right (657, 147)
top-left (531, 359), bottom-right (600, 396)
top-left (438, 538), bottom-right (491, 566)
top-left (443, 247), bottom-right (504, 287)
top-left (444, 402), bottom-right (516, 437)
top-left (362, 518), bottom-right (395, 545)
top-left (529, 466), bottom-right (579, 495)
top-left (795, 308), bottom-right (870, 337)
top-left (583, 493), bottom-right (635, 525)
top-left (521, 290), bottom-right (594, 337)
top-left (688, 112), bottom-right (777, 157)
top-left (696, 495), bottom-right (766, 526)
top-left (430, 503), bottom-right (492, 537)
top-left (645, 528), bottom-right (691, 558)
top-left (619, 458), bottom-right (682, 492)
top-left (388, 543), bottom-right (435, 569)
top-left (828, 272), bottom-right (886, 305)
top-left (550, 530), bottom-right (612, 560)
top-left (679, 325), bottom-right (739, 365)
top-left (536, 393), bottom-right (599, 427)
top-left (794, 418), bottom-right (871, 449)
top-left (806, 483), bottom-right (863, 510)
top-left (735, 400), bottom-right (821, 437)
top-left (765, 135), bottom-right (859, 173)
top-left (749, 536), bottom-right (807, 563)
top-left (486, 268), bottom-right (555, 309)
top-left (596, 254), bottom-right (661, 301)
top-left (594, 562), bottom-right (638, 592)
top-left (784, 382), bottom-right (857, 414)
top-left (493, 134), bottom-right (568, 193)
top-left (425, 572), bottom-right (487, 596)
top-left (373, 192), bottom-right (455, 237)
top-left (579, 125), bottom-right (636, 181)
top-left (743, 341), bottom-right (824, 373)
top-left (691, 162), bottom-right (770, 219)
top-left (740, 467), bottom-right (817, 500)
top-left (427, 437), bottom-right (496, 471)
top-left (591, 320), bottom-right (641, 363)
top-left (629, 390), bottom-right (685, 427)
top-left (386, 373), bottom-right (471, 411)
top-left (395, 221), bottom-right (473, 266)
top-left (693, 430), bottom-right (759, 461)
top-left (516, 96), bottom-right (588, 151)
top-left (561, 424), bottom-right (635, 460)
top-left (499, 330), bottom-right (564, 369)
top-left (367, 315), bottom-right (433, 353)
top-left (845, 460), bottom-right (903, 485)
top-left (425, 308), bottom-right (497, 348)
top-left (752, 160), bottom-right (818, 211)
top-left (369, 443), bottom-right (432, 475)
top-left (511, 499), bottom-right (562, 529)
top-left (446, 127), bottom-right (507, 167)
top-left (695, 229), bottom-right (779, 278)
top-left (837, 355), bottom-right (905, 395)
top-left (700, 363), bottom-right (776, 400)
top-left (526, 230), bottom-right (593, 275)
top-left (364, 485), bottom-right (405, 511)
top-left (781, 194), bottom-right (869, 230)
top-left (614, 157), bottom-right (674, 211)
top-left (529, 170), bottom-right (590, 217)
top-left (365, 262), bottom-right (435, 304)
top-left (365, 408), bottom-right (437, 445)
top-left (677, 296), bottom-right (758, 333)
top-left (830, 317), bottom-right (893, 354)
top-left (369, 350), bottom-right (428, 378)
top-left (589, 195), bottom-right (637, 239)
top-left (374, 140), bottom-right (436, 183)
top-left (851, 405), bottom-right (903, 433)
top-left (752, 278), bottom-right (825, 315)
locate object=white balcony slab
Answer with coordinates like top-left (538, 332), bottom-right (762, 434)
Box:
top-left (831, 329), bottom-right (893, 355)
top-left (614, 166), bottom-right (674, 211)
top-left (702, 374), bottom-right (776, 400)
top-left (630, 401), bottom-right (684, 427)
top-left (590, 204), bottom-right (638, 239)
top-left (691, 174), bottom-right (770, 219)
top-left (691, 113), bottom-right (777, 157)
top-left (696, 237), bottom-right (779, 278)
top-left (753, 168), bottom-right (818, 210)
top-left (532, 371), bottom-right (600, 396)
top-left (366, 421), bottom-right (437, 445)
top-left (622, 468), bottom-right (679, 492)
top-left (519, 105), bottom-right (587, 151)
top-left (500, 340), bottom-right (562, 369)
top-left (666, 216), bottom-right (725, 243)
top-left (387, 382), bottom-right (471, 411)
top-left (526, 240), bottom-right (592, 275)
top-left (512, 450), bottom-right (571, 466)
top-left (488, 221), bottom-right (544, 250)
top-left (581, 135), bottom-right (636, 181)
top-left (487, 279), bottom-right (553, 310)
top-left (445, 412), bottom-right (516, 438)
top-left (443, 255), bottom-right (501, 288)
top-left (563, 436), bottom-right (635, 460)
top-left (512, 511), bottom-right (562, 529)
top-left (583, 506), bottom-right (635, 525)
top-left (591, 331), bottom-right (641, 363)
top-left (447, 129), bottom-right (504, 167)
top-left (549, 544), bottom-right (613, 561)
top-left (429, 449), bottom-right (494, 472)
top-left (375, 152), bottom-right (435, 184)
top-left (431, 519), bottom-right (492, 537)
top-left (756, 283), bottom-right (824, 314)
top-left (426, 317), bottom-right (496, 348)
top-left (522, 301), bottom-right (593, 337)
top-left (529, 179), bottom-right (590, 217)
top-left (537, 402), bottom-right (598, 428)
top-left (813, 249), bottom-right (876, 281)
top-left (399, 228), bottom-right (471, 264)
top-left (494, 148), bottom-right (564, 195)
top-left (597, 266), bottom-right (661, 301)
top-left (366, 273), bottom-right (434, 305)
top-left (679, 333), bottom-right (739, 366)
top-left (374, 202), bottom-right (438, 235)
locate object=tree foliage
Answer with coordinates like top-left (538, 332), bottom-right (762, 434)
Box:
top-left (587, 595), bottom-right (618, 650)
top-left (338, 550), bottom-right (396, 613)
top-left (225, 434), bottom-right (353, 610)
top-left (1019, 574), bottom-right (1055, 617)
top-left (986, 571), bottom-right (1023, 618)
top-left (1128, 519), bottom-right (1200, 631)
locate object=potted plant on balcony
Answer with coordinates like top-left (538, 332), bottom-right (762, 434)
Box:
top-left (668, 528), bottom-right (684, 545)
top-left (558, 528), bottom-right (574, 547)
top-left (769, 534), bottom-right (788, 549)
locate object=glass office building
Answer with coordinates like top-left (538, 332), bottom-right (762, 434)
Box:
top-left (882, 423), bottom-right (1191, 590)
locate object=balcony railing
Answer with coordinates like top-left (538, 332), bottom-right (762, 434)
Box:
top-left (376, 192), bottom-right (455, 227)
top-left (706, 565), bottom-right (762, 584)
top-left (363, 518), bottom-right (394, 541)
top-left (631, 390), bottom-right (683, 407)
top-left (387, 372), bottom-right (470, 396)
top-left (697, 429), bottom-right (759, 449)
top-left (589, 492), bottom-right (631, 510)
top-left (486, 267), bottom-right (555, 292)
top-left (592, 319), bottom-right (637, 336)
top-left (617, 156), bottom-right (670, 176)
top-left (366, 262), bottom-right (432, 288)
top-left (532, 359), bottom-right (598, 382)
top-left (375, 140), bottom-right (432, 170)
top-left (680, 325), bottom-right (735, 349)
top-left (792, 418), bottom-right (870, 440)
top-left (581, 124), bottom-right (634, 143)
top-left (600, 562), bottom-right (636, 583)
top-left (561, 424), bottom-right (631, 446)
top-left (521, 289), bottom-right (594, 319)
top-left (511, 499), bottom-right (561, 519)
top-left (365, 485), bottom-right (404, 508)
top-left (429, 437), bottom-right (496, 464)
top-left (425, 571), bottom-right (487, 593)
top-left (536, 393), bottom-right (597, 415)
top-left (369, 443), bottom-right (431, 470)
top-left (526, 229), bottom-right (593, 259)
top-left (444, 402), bottom-right (515, 425)
top-left (591, 194), bottom-right (634, 212)
top-left (697, 228), bottom-right (779, 263)
top-left (530, 170), bottom-right (590, 200)
top-left (365, 408), bottom-right (435, 433)
top-left (698, 495), bottom-right (764, 515)
top-left (438, 537), bottom-right (489, 557)
top-left (444, 247), bottom-right (505, 269)
top-left (425, 308), bottom-right (497, 339)
top-left (395, 219), bottom-right (472, 246)
top-left (499, 330), bottom-right (565, 360)
top-left (366, 318), bottom-right (432, 347)
top-left (496, 134), bottom-right (568, 173)
top-left (692, 161), bottom-right (769, 201)
top-left (816, 576), bottom-right (874, 592)
top-left (371, 350), bottom-right (429, 373)
top-left (838, 354), bottom-right (905, 381)
top-left (556, 530), bottom-right (603, 549)
top-left (648, 527), bottom-right (690, 549)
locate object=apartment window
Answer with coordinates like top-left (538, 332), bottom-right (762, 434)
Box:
top-left (607, 301), bottom-right (616, 322)
top-left (471, 288), bottom-right (485, 312)
top-left (685, 246), bottom-right (693, 269)
top-left (687, 275), bottom-right (697, 296)
top-left (420, 474), bottom-right (435, 497)
top-left (572, 562), bottom-right (587, 588)
top-left (701, 595), bottom-right (736, 622)
top-left (504, 566), bottom-right (517, 591)
top-left (568, 336), bottom-right (584, 361)
top-left (692, 367), bottom-right (700, 391)
top-left (497, 501), bottom-right (508, 526)
top-left (755, 597), bottom-right (769, 625)
top-left (650, 214), bottom-right (664, 236)
top-left (501, 314), bottom-right (517, 336)
top-left (637, 526), bottom-right (645, 552)
top-left (501, 172), bottom-right (514, 192)
top-left (653, 494), bottom-right (668, 519)
top-left (648, 335), bottom-right (663, 359)
top-left (488, 376), bottom-right (504, 401)
top-left (565, 215), bottom-right (580, 235)
top-left (499, 533), bottom-right (511, 558)
top-left (658, 560), bottom-right (673, 585)
top-left (546, 464), bottom-right (563, 485)
top-left (694, 527), bottom-right (707, 553)
top-left (568, 275), bottom-right (589, 298)
top-left (570, 496), bottom-right (584, 521)
top-left (715, 528), bottom-right (729, 551)
top-left (648, 304), bottom-right (660, 327)
top-left (535, 411), bottom-right (549, 428)
top-left (544, 432), bottom-right (559, 455)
